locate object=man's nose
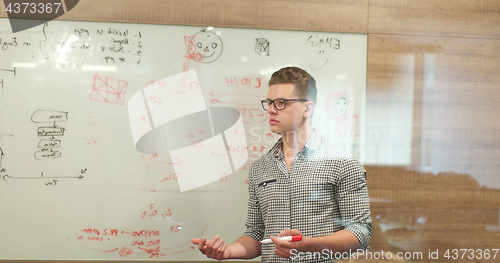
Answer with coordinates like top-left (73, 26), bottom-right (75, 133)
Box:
top-left (267, 103), bottom-right (278, 114)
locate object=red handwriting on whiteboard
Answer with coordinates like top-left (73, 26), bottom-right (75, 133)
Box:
top-left (139, 246), bottom-right (161, 258)
top-left (225, 77), bottom-right (262, 89)
top-left (145, 79), bottom-right (167, 89)
top-left (242, 162), bottom-right (251, 170)
top-left (140, 153), bottom-right (159, 161)
top-left (220, 172), bottom-right (228, 183)
top-left (238, 107), bottom-right (268, 124)
top-left (212, 151), bottom-right (260, 158)
top-left (131, 239), bottom-right (160, 246)
top-left (84, 137), bottom-right (98, 145)
top-left (185, 126), bottom-right (205, 139)
top-left (146, 95), bottom-right (162, 103)
top-left (78, 228), bottom-right (118, 241)
top-left (191, 140), bottom-right (204, 148)
top-left (132, 230), bottom-right (160, 238)
top-left (141, 203), bottom-right (172, 219)
top-left (119, 247), bottom-right (133, 257)
top-left (88, 111), bottom-right (95, 125)
top-left (81, 228), bottom-right (118, 236)
top-left (160, 172), bottom-right (179, 182)
top-left (231, 128), bottom-right (250, 137)
top-left (135, 184), bottom-right (157, 192)
top-left (170, 225), bottom-right (182, 233)
top-left (190, 81), bottom-right (203, 98)
top-left (78, 228), bottom-right (166, 258)
top-left (227, 144), bottom-right (266, 153)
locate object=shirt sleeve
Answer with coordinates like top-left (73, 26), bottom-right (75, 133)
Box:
top-left (336, 156), bottom-right (372, 250)
top-left (242, 163), bottom-right (265, 242)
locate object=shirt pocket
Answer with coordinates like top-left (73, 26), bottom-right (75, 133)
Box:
top-left (254, 178), bottom-right (279, 220)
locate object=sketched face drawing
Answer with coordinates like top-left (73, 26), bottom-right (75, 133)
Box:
top-left (326, 91), bottom-right (352, 118)
top-left (308, 48), bottom-right (329, 70)
top-left (305, 35), bottom-right (340, 70)
top-left (306, 35), bottom-right (329, 70)
top-left (191, 31), bottom-right (223, 63)
top-left (335, 97), bottom-right (349, 116)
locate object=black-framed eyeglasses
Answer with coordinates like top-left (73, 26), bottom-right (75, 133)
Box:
top-left (261, 98), bottom-right (308, 111)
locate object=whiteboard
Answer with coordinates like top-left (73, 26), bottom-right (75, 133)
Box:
top-left (0, 18), bottom-right (367, 260)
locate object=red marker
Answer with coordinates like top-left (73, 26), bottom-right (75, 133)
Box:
top-left (259, 235), bottom-right (302, 244)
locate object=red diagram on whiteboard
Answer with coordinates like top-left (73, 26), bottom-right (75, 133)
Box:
top-left (90, 74), bottom-right (128, 105)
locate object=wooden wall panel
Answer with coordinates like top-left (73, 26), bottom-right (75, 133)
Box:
top-left (366, 33), bottom-right (500, 145)
top-left (366, 165), bottom-right (500, 262)
top-left (0, 0), bottom-right (369, 33)
top-left (369, 0), bottom-right (500, 38)
top-left (365, 32), bottom-right (500, 261)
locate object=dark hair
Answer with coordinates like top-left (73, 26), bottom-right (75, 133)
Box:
top-left (268, 67), bottom-right (317, 105)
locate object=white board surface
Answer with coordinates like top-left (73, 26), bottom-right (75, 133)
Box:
top-left (0, 18), bottom-right (367, 260)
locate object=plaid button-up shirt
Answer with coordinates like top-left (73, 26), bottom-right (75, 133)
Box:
top-left (243, 132), bottom-right (371, 262)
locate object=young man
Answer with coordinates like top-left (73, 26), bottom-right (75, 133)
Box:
top-left (192, 67), bottom-right (371, 262)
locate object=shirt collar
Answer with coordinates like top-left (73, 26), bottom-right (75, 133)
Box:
top-left (272, 130), bottom-right (321, 158)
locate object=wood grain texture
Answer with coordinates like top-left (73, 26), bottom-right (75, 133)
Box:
top-left (366, 34), bottom-right (500, 187)
top-left (0, 0), bottom-right (369, 33)
top-left (366, 165), bottom-right (500, 261)
top-left (365, 32), bottom-right (500, 261)
top-left (369, 0), bottom-right (500, 38)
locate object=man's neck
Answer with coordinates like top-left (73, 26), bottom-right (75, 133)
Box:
top-left (281, 126), bottom-right (314, 159)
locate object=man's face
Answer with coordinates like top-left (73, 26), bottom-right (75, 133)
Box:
top-left (267, 83), bottom-right (306, 134)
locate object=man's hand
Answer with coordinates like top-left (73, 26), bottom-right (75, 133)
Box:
top-left (192, 235), bottom-right (231, 260)
top-left (271, 229), bottom-right (304, 259)
top-left (273, 228), bottom-right (363, 258)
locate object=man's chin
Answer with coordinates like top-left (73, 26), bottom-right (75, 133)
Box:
top-left (269, 126), bottom-right (281, 133)
top-left (269, 128), bottom-right (285, 136)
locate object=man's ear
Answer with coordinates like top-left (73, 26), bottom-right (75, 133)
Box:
top-left (304, 101), bottom-right (314, 116)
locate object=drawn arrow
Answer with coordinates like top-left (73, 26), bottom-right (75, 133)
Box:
top-left (166, 158), bottom-right (182, 166)
top-left (210, 98), bottom-right (256, 106)
top-left (3, 174), bottom-right (84, 182)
